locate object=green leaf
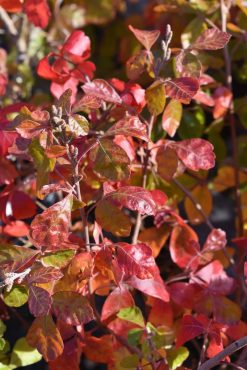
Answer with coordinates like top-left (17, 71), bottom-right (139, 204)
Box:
top-left (120, 354), bottom-right (139, 369)
top-left (41, 249), bottom-right (75, 268)
top-left (0, 321), bottom-right (6, 338)
top-left (0, 363), bottom-right (11, 370)
top-left (90, 138), bottom-right (130, 181)
top-left (117, 306), bottom-right (145, 328)
top-left (167, 347), bottom-right (189, 370)
top-left (0, 339), bottom-right (5, 351)
top-left (178, 108), bottom-right (205, 139)
top-left (3, 285), bottom-right (29, 307)
top-left (145, 81), bottom-right (166, 116)
top-left (181, 18), bottom-right (207, 49)
top-left (9, 338), bottom-right (42, 369)
top-left (208, 132), bottom-right (227, 162)
top-left (127, 328), bottom-right (143, 346)
top-left (95, 200), bottom-right (131, 237)
top-left (29, 139), bottom-right (56, 197)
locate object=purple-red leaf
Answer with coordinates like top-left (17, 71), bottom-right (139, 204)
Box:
top-left (106, 186), bottom-right (156, 215)
top-left (171, 138), bottom-right (215, 171)
top-left (192, 28), bottom-right (231, 50)
top-left (128, 25), bottom-right (160, 51)
top-left (165, 77), bottom-right (199, 104)
top-left (29, 285), bottom-right (51, 317)
top-left (105, 115), bottom-right (149, 142)
top-left (82, 79), bottom-right (122, 105)
top-left (27, 265), bottom-right (63, 284)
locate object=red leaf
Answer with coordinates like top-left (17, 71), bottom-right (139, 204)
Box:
top-left (106, 186), bottom-right (157, 215)
top-left (172, 138), bottom-right (215, 171)
top-left (0, 0), bottom-right (22, 12)
top-left (116, 243), bottom-right (156, 279)
top-left (203, 229), bottom-right (227, 252)
top-left (128, 25), bottom-right (160, 51)
top-left (37, 54), bottom-right (62, 81)
top-left (127, 276), bottom-right (169, 302)
top-left (9, 190), bottom-right (37, 220)
top-left (193, 90), bottom-right (215, 107)
top-left (192, 28), bottom-right (231, 50)
top-left (105, 115), bottom-right (149, 142)
top-left (101, 286), bottom-right (135, 321)
top-left (169, 283), bottom-right (199, 309)
top-left (26, 315), bottom-right (64, 362)
top-left (169, 223), bottom-right (199, 269)
top-left (82, 79), bottom-right (122, 105)
top-left (62, 31), bottom-right (90, 59)
top-left (150, 189), bottom-right (168, 208)
top-left (0, 130), bottom-right (17, 156)
top-left (3, 221), bottom-right (29, 237)
top-left (213, 86), bottom-right (232, 119)
top-left (165, 77), bottom-right (199, 104)
top-left (29, 285), bottom-right (51, 317)
top-left (30, 195), bottom-right (72, 250)
top-left (176, 315), bottom-right (205, 348)
top-left (0, 158), bottom-right (18, 185)
top-left (23, 0), bottom-right (51, 29)
top-left (52, 291), bottom-right (94, 325)
top-left (27, 265), bottom-right (63, 284)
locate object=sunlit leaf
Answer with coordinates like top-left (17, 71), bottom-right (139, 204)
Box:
top-left (3, 285), bottom-right (29, 307)
top-left (128, 25), bottom-right (160, 51)
top-left (192, 28), bottom-right (231, 50)
top-left (117, 306), bottom-right (145, 328)
top-left (146, 81), bottom-right (166, 116)
top-left (29, 195), bottom-right (72, 250)
top-left (162, 100), bottom-right (182, 137)
top-left (10, 337), bottom-right (42, 368)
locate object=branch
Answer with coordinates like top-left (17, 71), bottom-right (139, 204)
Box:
top-left (198, 336), bottom-right (247, 370)
top-left (220, 0), bottom-right (244, 237)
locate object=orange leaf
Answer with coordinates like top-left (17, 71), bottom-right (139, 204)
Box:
top-left (26, 315), bottom-right (64, 361)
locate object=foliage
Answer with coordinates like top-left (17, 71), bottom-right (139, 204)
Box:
top-left (0, 1), bottom-right (247, 370)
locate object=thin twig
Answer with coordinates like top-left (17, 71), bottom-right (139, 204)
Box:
top-left (0, 6), bottom-right (17, 35)
top-left (132, 115), bottom-right (156, 244)
top-left (172, 178), bottom-right (214, 230)
top-left (198, 336), bottom-right (247, 370)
